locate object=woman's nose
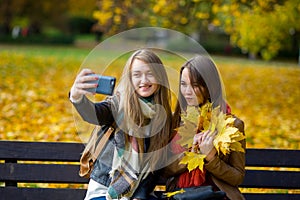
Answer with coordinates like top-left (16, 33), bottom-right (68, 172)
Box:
top-left (140, 74), bottom-right (149, 83)
top-left (185, 85), bottom-right (193, 94)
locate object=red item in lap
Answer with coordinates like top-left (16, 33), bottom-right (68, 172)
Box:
top-left (178, 168), bottom-right (206, 188)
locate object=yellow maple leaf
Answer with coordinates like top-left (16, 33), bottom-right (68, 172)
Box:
top-left (200, 103), bottom-right (212, 131)
top-left (179, 151), bottom-right (206, 172)
top-left (176, 103), bottom-right (214, 148)
top-left (176, 106), bottom-right (200, 148)
top-left (230, 141), bottom-right (245, 152)
top-left (163, 189), bottom-right (185, 198)
top-left (176, 102), bottom-right (245, 169)
top-left (185, 106), bottom-right (201, 122)
top-left (212, 111), bottom-right (245, 155)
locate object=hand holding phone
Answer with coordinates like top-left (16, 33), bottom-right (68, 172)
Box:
top-left (85, 74), bottom-right (116, 95)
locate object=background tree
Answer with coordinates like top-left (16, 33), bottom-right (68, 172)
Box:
top-left (92, 0), bottom-right (215, 36)
top-left (67, 0), bottom-right (96, 18)
top-left (0, 0), bottom-right (26, 34)
top-left (0, 0), bottom-right (69, 34)
top-left (215, 0), bottom-right (300, 60)
top-left (92, 0), bottom-right (146, 35)
top-left (92, 0), bottom-right (300, 60)
top-left (1, 0), bottom-right (299, 60)
top-left (0, 0), bottom-right (96, 35)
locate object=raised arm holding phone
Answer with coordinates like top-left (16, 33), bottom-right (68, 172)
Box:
top-left (70, 49), bottom-right (173, 200)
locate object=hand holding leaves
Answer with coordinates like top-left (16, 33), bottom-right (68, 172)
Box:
top-left (178, 102), bottom-right (245, 171)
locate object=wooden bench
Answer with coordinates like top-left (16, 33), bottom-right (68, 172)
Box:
top-left (0, 141), bottom-right (87, 200)
top-left (0, 141), bottom-right (299, 200)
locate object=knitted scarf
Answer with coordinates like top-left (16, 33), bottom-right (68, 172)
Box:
top-left (107, 98), bottom-right (166, 199)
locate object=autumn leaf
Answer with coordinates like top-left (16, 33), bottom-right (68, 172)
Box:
top-left (176, 106), bottom-right (200, 148)
top-left (185, 106), bottom-right (201, 123)
top-left (1, 48), bottom-right (299, 149)
top-left (179, 151), bottom-right (206, 172)
top-left (163, 189), bottom-right (185, 198)
top-left (213, 112), bottom-right (245, 155)
top-left (200, 102), bottom-right (212, 131)
top-left (229, 141), bottom-right (245, 153)
top-left (176, 102), bottom-right (246, 171)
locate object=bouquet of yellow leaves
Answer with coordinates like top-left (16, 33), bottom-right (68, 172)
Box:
top-left (176, 102), bottom-right (245, 172)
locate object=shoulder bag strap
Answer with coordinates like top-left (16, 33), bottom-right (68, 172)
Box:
top-left (91, 124), bottom-right (115, 162)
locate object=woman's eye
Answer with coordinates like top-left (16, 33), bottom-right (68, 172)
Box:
top-left (132, 73), bottom-right (140, 77)
top-left (147, 72), bottom-right (153, 77)
top-left (181, 82), bottom-right (187, 87)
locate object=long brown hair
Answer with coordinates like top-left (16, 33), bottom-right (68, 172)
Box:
top-left (173, 55), bottom-right (226, 129)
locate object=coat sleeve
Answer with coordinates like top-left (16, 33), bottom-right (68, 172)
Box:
top-left (204, 117), bottom-right (246, 186)
top-left (72, 95), bottom-right (115, 126)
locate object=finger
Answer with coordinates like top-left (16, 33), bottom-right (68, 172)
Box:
top-left (193, 133), bottom-right (201, 141)
top-left (193, 132), bottom-right (202, 144)
top-left (211, 130), bottom-right (218, 136)
top-left (192, 139), bottom-right (197, 145)
top-left (207, 130), bottom-right (218, 138)
top-left (77, 82), bottom-right (98, 90)
top-left (208, 131), bottom-right (217, 141)
top-left (78, 68), bottom-right (95, 76)
top-left (84, 74), bottom-right (99, 82)
top-left (201, 134), bottom-right (214, 145)
top-left (207, 135), bottom-right (214, 143)
top-left (76, 74), bottom-right (98, 85)
top-left (198, 135), bottom-right (205, 144)
top-left (201, 131), bottom-right (210, 141)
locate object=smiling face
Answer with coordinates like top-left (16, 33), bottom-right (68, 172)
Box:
top-left (131, 59), bottom-right (158, 97)
top-left (180, 67), bottom-right (205, 106)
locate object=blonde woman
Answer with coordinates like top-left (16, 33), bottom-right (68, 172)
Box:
top-left (70, 49), bottom-right (172, 200)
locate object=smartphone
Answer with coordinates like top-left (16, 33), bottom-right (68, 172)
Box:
top-left (85, 74), bottom-right (116, 95)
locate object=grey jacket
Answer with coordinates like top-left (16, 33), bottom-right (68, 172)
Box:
top-left (72, 95), bottom-right (117, 186)
top-left (72, 95), bottom-right (155, 199)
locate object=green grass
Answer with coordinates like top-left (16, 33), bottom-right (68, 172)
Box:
top-left (0, 44), bottom-right (90, 61)
top-left (1, 43), bottom-right (297, 67)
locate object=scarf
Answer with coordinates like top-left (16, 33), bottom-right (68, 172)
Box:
top-left (107, 98), bottom-right (166, 199)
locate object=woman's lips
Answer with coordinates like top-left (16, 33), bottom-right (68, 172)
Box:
top-left (139, 85), bottom-right (152, 90)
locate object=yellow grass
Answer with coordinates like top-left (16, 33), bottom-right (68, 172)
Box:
top-left (0, 46), bottom-right (299, 150)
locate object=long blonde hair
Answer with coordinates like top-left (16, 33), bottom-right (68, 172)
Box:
top-left (116, 49), bottom-right (172, 168)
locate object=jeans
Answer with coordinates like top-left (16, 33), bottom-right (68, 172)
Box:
top-left (90, 197), bottom-right (106, 200)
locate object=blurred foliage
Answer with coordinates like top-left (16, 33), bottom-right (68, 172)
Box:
top-left (0, 0), bottom-right (96, 35)
top-left (216, 0), bottom-right (300, 60)
top-left (0, 46), bottom-right (299, 150)
top-left (1, 0), bottom-right (68, 33)
top-left (1, 1), bottom-right (299, 60)
top-left (216, 59), bottom-right (300, 149)
top-left (92, 0), bottom-right (300, 60)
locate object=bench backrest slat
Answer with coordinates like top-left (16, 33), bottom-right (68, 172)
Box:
top-left (241, 170), bottom-right (300, 189)
top-left (0, 141), bottom-right (84, 162)
top-left (0, 163), bottom-right (88, 184)
top-left (245, 148), bottom-right (300, 167)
